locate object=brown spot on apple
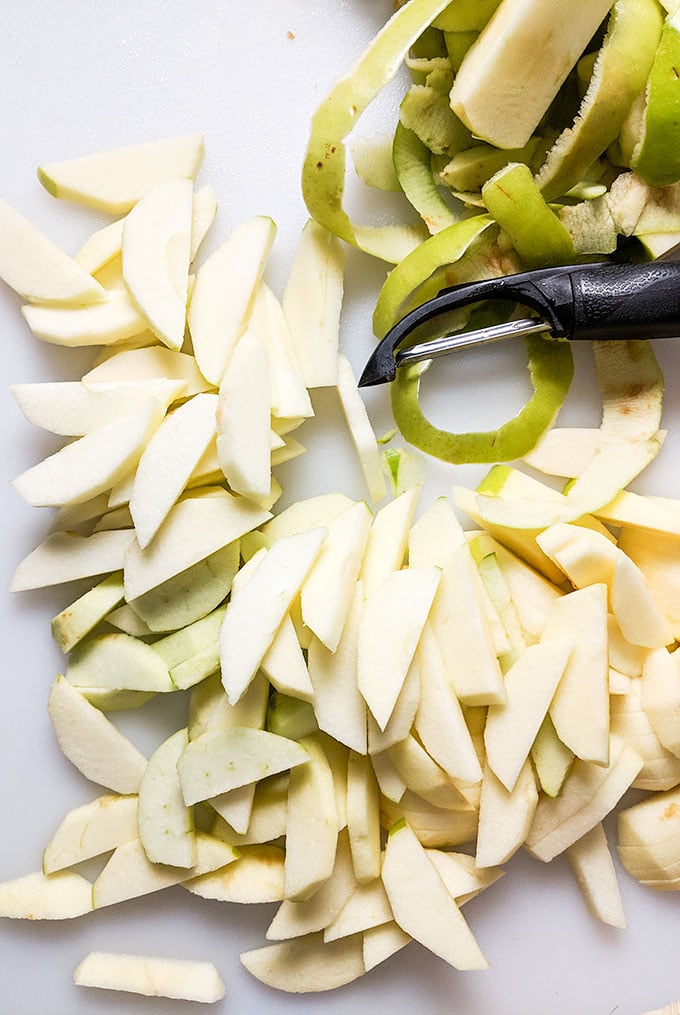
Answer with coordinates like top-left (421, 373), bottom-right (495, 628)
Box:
top-left (662, 802), bottom-right (679, 820)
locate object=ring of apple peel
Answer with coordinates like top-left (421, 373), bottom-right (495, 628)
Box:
top-left (390, 333), bottom-right (574, 465)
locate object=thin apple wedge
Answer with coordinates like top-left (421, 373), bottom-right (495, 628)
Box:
top-left (184, 844), bottom-right (285, 904)
top-left (73, 952), bottom-right (225, 1003)
top-left (129, 393), bottom-right (219, 548)
top-left (51, 572), bottom-right (125, 653)
top-left (346, 751), bottom-right (382, 883)
top-left (241, 932), bottom-right (365, 993)
top-left (37, 133), bottom-right (205, 213)
top-left (336, 354), bottom-right (387, 503)
top-left (0, 870), bottom-right (93, 920)
top-left (12, 397), bottom-right (166, 507)
top-left (177, 727), bottom-right (309, 805)
top-left (138, 729), bottom-right (196, 867)
top-left (357, 566), bottom-right (440, 731)
top-left (122, 177), bottom-right (193, 350)
top-left (269, 831), bottom-right (354, 937)
top-left (220, 528), bottom-right (326, 705)
top-left (382, 821), bottom-right (488, 970)
top-left (43, 794), bottom-right (139, 874)
top-left (188, 216), bottom-right (276, 385)
top-left (66, 632), bottom-right (174, 692)
top-left (247, 282), bottom-right (312, 421)
top-left (22, 287), bottom-right (148, 347)
top-left (48, 675), bottom-right (147, 794)
top-left (11, 529), bottom-right (134, 592)
top-left (475, 761), bottom-right (538, 867)
top-left (362, 485), bottom-right (420, 595)
top-left (567, 824), bottom-right (626, 929)
top-left (0, 196), bottom-right (105, 306)
top-left (83, 346), bottom-right (213, 396)
top-left (323, 879), bottom-right (393, 941)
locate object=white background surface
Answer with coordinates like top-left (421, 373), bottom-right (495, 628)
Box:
top-left (1, 3), bottom-right (680, 1013)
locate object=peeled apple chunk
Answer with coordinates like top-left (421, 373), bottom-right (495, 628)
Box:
top-left (37, 133), bottom-right (205, 214)
top-left (617, 786), bottom-right (680, 887)
top-left (0, 197), bottom-right (105, 306)
top-left (73, 952), bottom-right (225, 1004)
top-left (450, 0), bottom-right (616, 149)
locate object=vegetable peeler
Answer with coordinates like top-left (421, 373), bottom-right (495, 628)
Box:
top-left (358, 260), bottom-right (680, 388)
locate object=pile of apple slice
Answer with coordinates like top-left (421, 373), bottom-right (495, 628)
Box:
top-left (3, 131), bottom-right (680, 1003)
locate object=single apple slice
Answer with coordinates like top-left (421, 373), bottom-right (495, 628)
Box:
top-left (261, 491), bottom-right (352, 542)
top-left (184, 844), bottom-right (285, 904)
top-left (475, 761), bottom-right (538, 867)
top-left (122, 177), bottom-right (193, 350)
top-left (241, 932), bottom-right (365, 993)
top-left (21, 288), bottom-right (148, 347)
top-left (48, 676), bottom-right (147, 794)
top-left (137, 728), bottom-right (195, 867)
top-left (618, 527), bottom-right (680, 640)
top-left (11, 529), bottom-right (134, 592)
top-left (346, 752), bottom-right (382, 883)
top-left (301, 501), bottom-right (372, 651)
top-left (0, 870), bottom-right (93, 920)
top-left (188, 672), bottom-right (269, 742)
top-left (282, 219), bottom-right (345, 388)
top-left (450, 0), bottom-right (616, 148)
top-left (209, 784), bottom-right (257, 837)
top-left (269, 830), bottom-right (354, 937)
top-left (124, 488), bottom-right (270, 601)
top-left (43, 795), bottom-right (139, 874)
top-left (611, 549), bottom-right (674, 648)
top-left (177, 727), bottom-right (308, 805)
top-left (323, 879), bottom-right (393, 941)
top-left (220, 528), bottom-right (325, 705)
top-left (66, 632), bottom-right (174, 692)
top-left (51, 573), bottom-right (125, 653)
top-left (211, 773), bottom-right (289, 848)
top-left (0, 196), bottom-right (105, 305)
top-left (362, 486), bottom-right (420, 596)
top-left (75, 218), bottom-right (125, 273)
top-left (308, 581), bottom-right (368, 755)
top-left (283, 734), bottom-right (340, 902)
top-left (188, 216), bottom-right (276, 385)
top-left (248, 282), bottom-right (313, 421)
top-left (73, 952), bottom-right (224, 1004)
top-left (641, 647), bottom-right (680, 759)
top-left (484, 639), bottom-right (573, 792)
top-left (366, 655), bottom-right (420, 754)
top-left (216, 329), bottom-right (271, 503)
top-left (541, 585), bottom-right (609, 764)
top-left (357, 566), bottom-right (440, 730)
top-left (363, 922), bottom-right (411, 972)
top-left (388, 736), bottom-right (468, 811)
top-left (567, 824), bottom-right (626, 929)
top-left (261, 617), bottom-right (314, 701)
top-left (382, 821), bottom-right (488, 970)
top-left (11, 378), bottom-right (184, 437)
top-left (13, 397), bottom-right (166, 508)
top-left (594, 488), bottom-right (680, 537)
top-left (92, 833), bottom-right (238, 908)
top-left (130, 393), bottom-right (219, 548)
top-left (151, 606), bottom-right (225, 682)
top-left (336, 354), bottom-right (387, 503)
top-left (426, 849), bottom-right (504, 905)
top-left (37, 133), bottom-right (204, 213)
top-left (380, 791), bottom-right (479, 849)
top-left (531, 716), bottom-right (574, 798)
top-left (407, 494), bottom-right (463, 568)
top-left (83, 346), bottom-right (213, 396)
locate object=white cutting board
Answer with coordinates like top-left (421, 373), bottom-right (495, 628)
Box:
top-left (1, 3), bottom-right (680, 1013)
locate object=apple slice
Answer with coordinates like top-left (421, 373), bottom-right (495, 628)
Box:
top-left (261, 491), bottom-right (352, 542)
top-left (363, 922), bottom-right (411, 972)
top-left (301, 501), bottom-right (372, 651)
top-left (48, 676), bottom-right (147, 794)
top-left (216, 329), bottom-right (271, 503)
top-left (641, 647), bottom-right (680, 759)
top-left (21, 287), bottom-right (148, 347)
top-left (357, 566), bottom-right (440, 730)
top-left (241, 932), bottom-right (365, 993)
top-left (130, 393), bottom-right (219, 548)
top-left (11, 378), bottom-right (184, 437)
top-left (382, 821), bottom-right (488, 970)
top-left (37, 133), bottom-right (204, 213)
top-left (83, 346), bottom-right (213, 396)
top-left (427, 849), bottom-right (504, 905)
top-left (184, 844), bottom-right (285, 904)
top-left (75, 218), bottom-right (125, 274)
top-left (388, 736), bottom-right (468, 811)
top-left (269, 830), bottom-right (354, 937)
top-left (484, 639), bottom-right (573, 792)
top-left (13, 397), bottom-right (166, 508)
top-left (323, 879), bottom-right (393, 941)
top-left (283, 734), bottom-right (340, 902)
top-left (137, 728), bottom-right (195, 868)
top-left (362, 485), bottom-right (420, 596)
top-left (0, 196), bottom-right (105, 305)
top-left (0, 870), bottom-right (93, 920)
top-left (261, 617), bottom-right (314, 701)
top-left (567, 824), bottom-right (626, 929)
top-left (92, 833), bottom-right (238, 908)
top-left (188, 216), bottom-right (276, 385)
top-left (379, 789), bottom-right (479, 849)
top-left (73, 952), bottom-right (224, 1004)
top-left (66, 632), bottom-right (174, 692)
top-left (11, 529), bottom-right (134, 592)
top-left (122, 177), bottom-right (193, 350)
top-left (366, 654), bottom-right (420, 754)
top-left (336, 354), bottom-right (387, 503)
top-left (475, 761), bottom-right (538, 867)
top-left (611, 549), bottom-right (674, 648)
top-left (211, 773), bottom-right (289, 847)
top-left (51, 573), bottom-right (125, 653)
top-left (43, 795), bottom-right (139, 874)
top-left (220, 528), bottom-right (326, 705)
top-left (124, 488), bottom-right (270, 601)
top-left (346, 752), bottom-right (382, 883)
top-left (308, 581), bottom-right (368, 755)
top-left (177, 727), bottom-right (308, 805)
top-left (248, 282), bottom-right (313, 421)
top-left (190, 184), bottom-right (217, 261)
top-left (282, 219), bottom-right (345, 388)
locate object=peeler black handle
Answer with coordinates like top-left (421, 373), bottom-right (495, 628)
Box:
top-left (360, 261), bottom-right (680, 387)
